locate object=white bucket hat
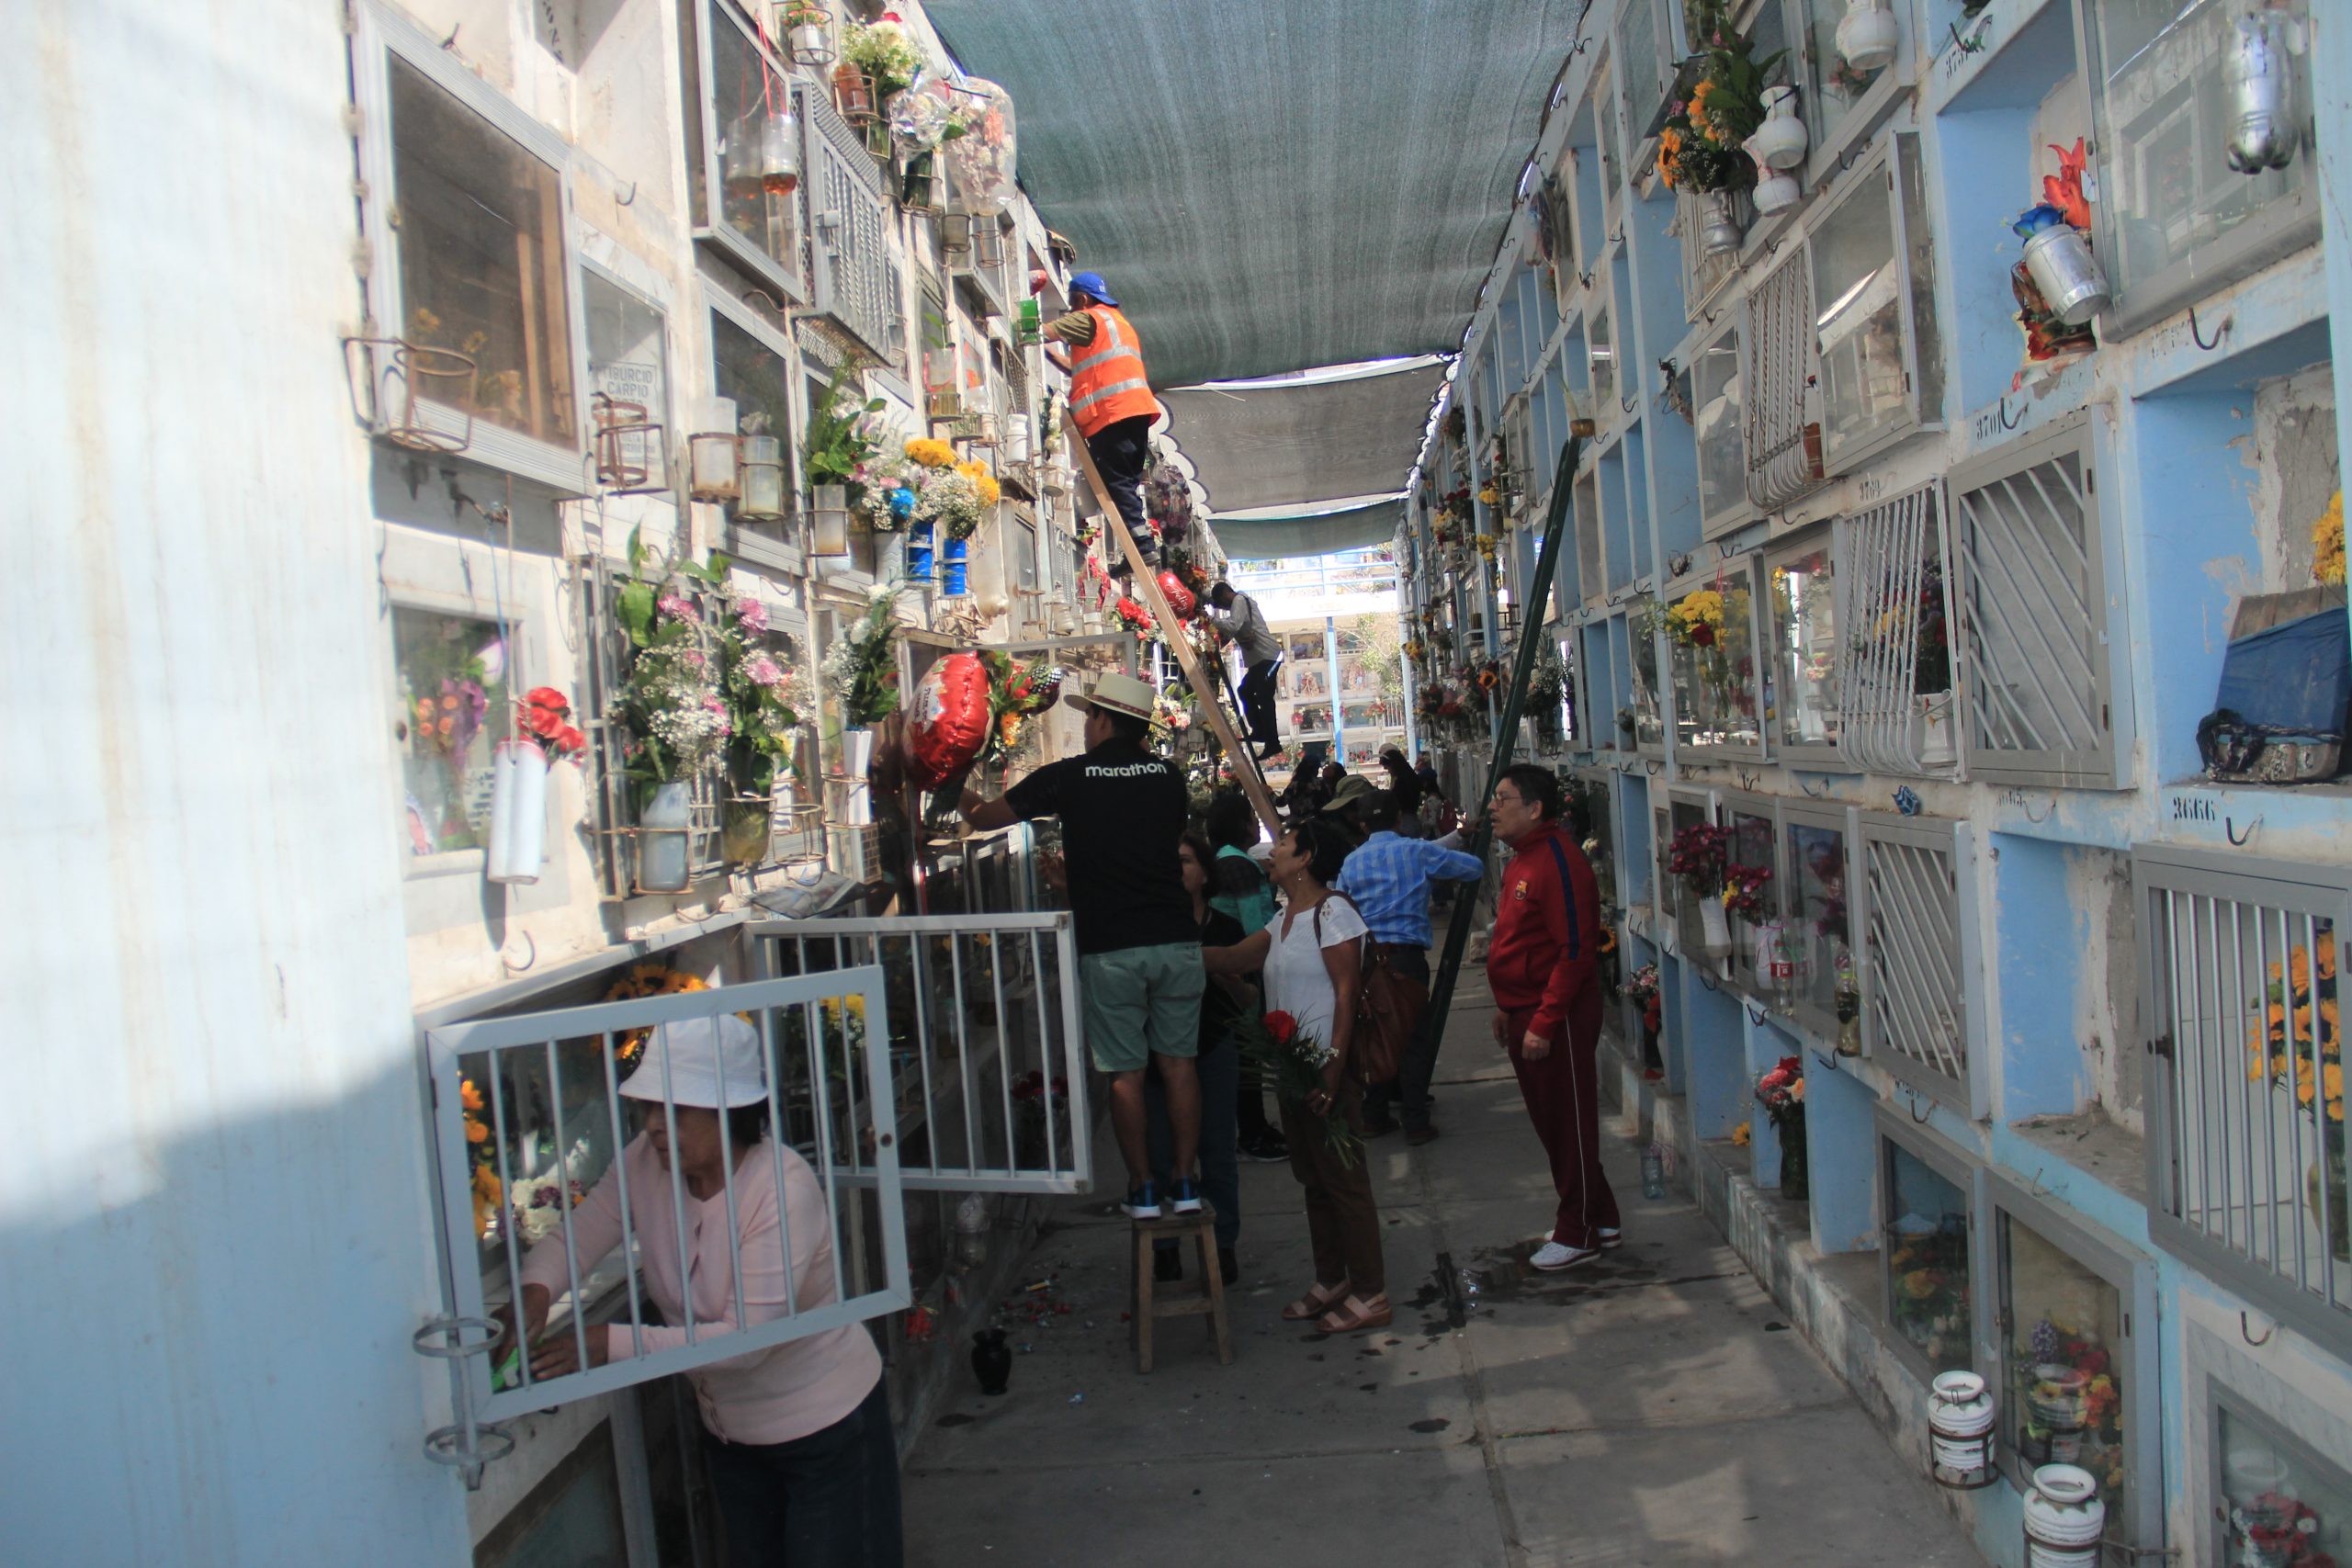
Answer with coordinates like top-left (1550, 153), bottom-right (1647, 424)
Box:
top-left (619, 1015), bottom-right (768, 1109)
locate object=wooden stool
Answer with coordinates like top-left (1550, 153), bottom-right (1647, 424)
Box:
top-left (1129, 1207), bottom-right (1233, 1373)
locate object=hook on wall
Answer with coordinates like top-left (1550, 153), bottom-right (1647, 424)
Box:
top-left (1579, 267), bottom-right (1595, 289)
top-left (1839, 145), bottom-right (1865, 175)
top-left (740, 286), bottom-right (790, 323)
top-left (616, 180), bottom-right (638, 208)
top-left (1621, 393), bottom-right (1637, 413)
top-left (1797, 774), bottom-right (1830, 797)
top-left (1998, 395), bottom-right (2021, 431)
top-left (1644, 758), bottom-right (1664, 776)
top-left (1702, 307), bottom-right (1719, 326)
top-left (1696, 966), bottom-right (1722, 993)
top-left (1717, 538), bottom-right (1739, 558)
top-left (1908, 1096), bottom-right (1932, 1124)
top-left (1737, 770), bottom-right (1759, 791)
top-left (1813, 1049), bottom-right (1841, 1074)
top-left (2240, 1311), bottom-right (2275, 1347)
top-left (1609, 227), bottom-right (1625, 246)
top-left (2189, 305), bottom-right (2231, 352)
top-left (2226, 815), bottom-right (2262, 847)
top-left (1745, 1000), bottom-right (1769, 1026)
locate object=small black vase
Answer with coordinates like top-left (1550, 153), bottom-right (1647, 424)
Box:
top-left (971, 1329), bottom-right (1012, 1395)
top-left (1780, 1117), bottom-right (1810, 1204)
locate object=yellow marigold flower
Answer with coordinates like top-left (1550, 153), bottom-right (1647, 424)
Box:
top-left (2313, 491), bottom-right (2346, 586)
top-left (906, 437), bottom-right (956, 468)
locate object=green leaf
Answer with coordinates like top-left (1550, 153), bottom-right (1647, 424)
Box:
top-left (617, 581), bottom-right (657, 647)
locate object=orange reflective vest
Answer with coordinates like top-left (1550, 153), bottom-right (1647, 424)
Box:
top-left (1068, 305), bottom-right (1159, 437)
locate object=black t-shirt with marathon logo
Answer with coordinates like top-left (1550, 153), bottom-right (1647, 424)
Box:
top-left (1005, 740), bottom-right (1194, 955)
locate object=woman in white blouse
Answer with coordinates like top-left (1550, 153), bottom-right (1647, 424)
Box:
top-left (1204, 818), bottom-right (1389, 1333)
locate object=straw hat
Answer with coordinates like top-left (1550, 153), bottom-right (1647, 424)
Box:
top-left (1064, 671), bottom-right (1157, 723)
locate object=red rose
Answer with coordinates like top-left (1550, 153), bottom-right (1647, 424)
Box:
top-left (1263, 1010), bottom-right (1297, 1045)
top-left (1690, 624), bottom-right (1716, 648)
top-left (525, 686), bottom-right (569, 712)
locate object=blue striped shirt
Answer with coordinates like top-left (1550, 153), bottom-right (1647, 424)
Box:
top-left (1334, 830), bottom-right (1486, 947)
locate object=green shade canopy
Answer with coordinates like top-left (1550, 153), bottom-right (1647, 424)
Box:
top-left (1159, 356), bottom-right (1449, 513)
top-left (926, 0), bottom-right (1579, 389)
top-left (1204, 496), bottom-right (1403, 559)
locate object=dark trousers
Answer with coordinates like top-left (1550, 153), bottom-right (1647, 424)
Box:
top-left (1086, 413), bottom-right (1155, 558)
top-left (1362, 947), bottom-right (1435, 1131)
top-left (703, 1377), bottom-right (902, 1568)
top-left (1147, 1043), bottom-right (1241, 1248)
top-left (1281, 1082), bottom-right (1385, 1295)
top-left (1502, 998), bottom-right (1620, 1250)
top-left (1238, 659), bottom-right (1281, 747)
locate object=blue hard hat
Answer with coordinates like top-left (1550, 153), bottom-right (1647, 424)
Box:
top-left (1069, 271), bottom-right (1118, 308)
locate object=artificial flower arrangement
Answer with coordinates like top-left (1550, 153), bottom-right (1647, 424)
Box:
top-left (980, 651), bottom-right (1062, 766)
top-left (1110, 595), bottom-right (1153, 636)
top-left (2314, 491), bottom-right (2346, 587)
top-left (1667, 821), bottom-right (1732, 895)
top-left (1755, 1053), bottom-right (1805, 1128)
top-left (911, 457), bottom-right (1001, 542)
top-left (2246, 938), bottom-right (2346, 1258)
top-left (1148, 682), bottom-right (1194, 750)
top-left (1477, 482), bottom-right (1502, 508)
top-left (1238, 1009), bottom-right (1361, 1168)
top-left (2231, 1490), bottom-right (2335, 1568)
top-left (515, 687), bottom-right (588, 763)
top-left (1473, 533), bottom-right (1499, 562)
top-left (2015, 1314), bottom-right (2124, 1492)
top-left (716, 597), bottom-right (808, 861)
top-left (1888, 1206), bottom-right (1971, 1370)
top-left (609, 531), bottom-right (734, 796)
top-left (821, 584), bottom-right (907, 724)
top-left (802, 357), bottom-right (891, 515)
top-left (1721, 859), bottom-right (1774, 922)
top-left (1658, 2), bottom-right (1783, 195)
top-left (605, 964), bottom-right (714, 1076)
top-left (840, 14), bottom-right (922, 100)
top-left (1667, 588), bottom-right (1727, 648)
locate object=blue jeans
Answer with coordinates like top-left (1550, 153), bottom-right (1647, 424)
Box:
top-left (1148, 1044), bottom-right (1240, 1248)
top-left (703, 1376), bottom-right (902, 1568)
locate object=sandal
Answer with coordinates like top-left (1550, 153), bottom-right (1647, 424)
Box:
top-left (1315, 1293), bottom-right (1393, 1335)
top-left (1281, 1279), bottom-right (1351, 1321)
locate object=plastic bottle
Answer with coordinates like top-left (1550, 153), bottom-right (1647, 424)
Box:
top-left (1641, 1142), bottom-right (1668, 1200)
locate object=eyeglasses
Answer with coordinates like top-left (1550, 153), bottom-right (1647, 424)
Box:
top-left (1492, 789), bottom-right (1524, 806)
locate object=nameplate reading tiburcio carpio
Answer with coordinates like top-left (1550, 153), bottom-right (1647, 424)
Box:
top-left (2164, 792), bottom-right (2219, 826)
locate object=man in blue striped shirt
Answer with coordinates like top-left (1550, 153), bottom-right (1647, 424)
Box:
top-left (1338, 792), bottom-right (1486, 1143)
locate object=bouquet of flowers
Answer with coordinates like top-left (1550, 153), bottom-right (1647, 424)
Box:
top-left (802, 358), bottom-right (889, 509)
top-left (842, 16), bottom-right (922, 99)
top-left (1658, 3), bottom-right (1782, 195)
top-left (604, 963), bottom-right (713, 1075)
top-left (912, 459), bottom-right (1001, 541)
top-left (515, 686), bottom-right (587, 762)
top-left (1755, 1054), bottom-right (1804, 1129)
top-left (1667, 822), bottom-right (1731, 895)
top-left (1722, 860), bottom-right (1773, 922)
top-left (1111, 595), bottom-right (1152, 636)
top-left (1667, 589), bottom-right (1727, 648)
top-left (821, 584), bottom-right (906, 724)
top-left (980, 651), bottom-right (1061, 766)
top-left (1239, 1010), bottom-right (1361, 1168)
top-left (1625, 963), bottom-right (1661, 1013)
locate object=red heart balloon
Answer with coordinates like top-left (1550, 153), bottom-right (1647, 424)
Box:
top-left (1155, 570), bottom-right (1196, 619)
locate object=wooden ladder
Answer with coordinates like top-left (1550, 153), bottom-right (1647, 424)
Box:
top-left (1063, 413), bottom-right (1284, 835)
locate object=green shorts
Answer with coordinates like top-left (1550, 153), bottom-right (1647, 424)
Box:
top-left (1079, 942), bottom-right (1206, 1074)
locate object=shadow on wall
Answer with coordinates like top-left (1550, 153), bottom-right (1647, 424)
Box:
top-left (0, 1058), bottom-right (470, 1567)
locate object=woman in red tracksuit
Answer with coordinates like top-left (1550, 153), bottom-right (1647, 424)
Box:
top-left (1483, 764), bottom-right (1622, 1270)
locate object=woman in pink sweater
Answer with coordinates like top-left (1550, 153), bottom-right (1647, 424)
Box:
top-left (503, 1016), bottom-right (900, 1567)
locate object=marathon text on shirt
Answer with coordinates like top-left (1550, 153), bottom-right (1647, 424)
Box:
top-left (1083, 761), bottom-right (1170, 780)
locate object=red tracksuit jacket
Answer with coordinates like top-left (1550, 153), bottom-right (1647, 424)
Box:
top-left (1487, 821), bottom-right (1602, 1039)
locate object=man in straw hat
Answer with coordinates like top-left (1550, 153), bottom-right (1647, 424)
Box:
top-left (960, 671), bottom-right (1205, 1222)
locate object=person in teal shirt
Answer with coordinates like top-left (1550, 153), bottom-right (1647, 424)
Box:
top-left (1204, 791), bottom-right (1285, 1161)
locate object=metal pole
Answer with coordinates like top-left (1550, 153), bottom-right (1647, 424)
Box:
top-left (1424, 436), bottom-right (1582, 1051)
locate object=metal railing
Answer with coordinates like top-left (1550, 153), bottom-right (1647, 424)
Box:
top-left (1838, 481), bottom-right (1955, 776)
top-left (416, 969), bottom-right (910, 1473)
top-left (1860, 813), bottom-right (1977, 1111)
top-left (748, 911), bottom-right (1093, 1193)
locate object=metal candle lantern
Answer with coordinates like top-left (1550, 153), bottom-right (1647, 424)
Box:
top-left (592, 393), bottom-right (657, 491)
top-left (973, 224), bottom-right (1006, 270)
top-left (2224, 9), bottom-right (2302, 174)
top-left (2021, 224), bottom-right (2109, 327)
top-left (736, 435), bottom-right (786, 522)
top-left (688, 398), bottom-right (741, 503)
top-left (810, 483), bottom-right (851, 558)
top-left (832, 63), bottom-right (876, 127)
top-left (785, 6), bottom-right (834, 68)
top-left (1927, 1371), bottom-right (1998, 1489)
top-left (940, 211), bottom-right (974, 257)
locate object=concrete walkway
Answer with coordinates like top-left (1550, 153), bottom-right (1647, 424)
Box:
top-left (902, 962), bottom-right (1986, 1567)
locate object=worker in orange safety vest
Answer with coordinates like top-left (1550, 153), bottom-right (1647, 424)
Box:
top-left (1044, 270), bottom-right (1161, 576)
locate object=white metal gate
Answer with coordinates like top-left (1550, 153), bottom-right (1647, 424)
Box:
top-left (748, 912), bottom-right (1094, 1193)
top-left (416, 969), bottom-right (910, 1476)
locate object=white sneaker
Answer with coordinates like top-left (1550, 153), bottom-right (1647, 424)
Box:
top-left (1598, 1227), bottom-right (1623, 1249)
top-left (1530, 1241), bottom-right (1599, 1271)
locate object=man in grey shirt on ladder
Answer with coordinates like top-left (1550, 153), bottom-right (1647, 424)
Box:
top-left (1206, 580), bottom-right (1284, 761)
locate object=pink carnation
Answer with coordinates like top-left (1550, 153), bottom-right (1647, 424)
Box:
top-left (744, 654), bottom-right (785, 687)
top-left (733, 597), bottom-right (770, 635)
top-left (657, 593), bottom-right (699, 624)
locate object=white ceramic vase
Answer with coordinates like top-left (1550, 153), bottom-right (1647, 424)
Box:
top-left (1748, 85), bottom-right (1809, 170)
top-left (1928, 1371), bottom-right (1996, 1483)
top-left (2023, 1464), bottom-right (2105, 1568)
top-left (1914, 690), bottom-right (1957, 766)
top-left (1750, 164), bottom-right (1802, 215)
top-left (636, 780), bottom-right (694, 893)
top-left (1836, 0), bottom-right (1900, 73)
top-left (487, 739), bottom-right (549, 885)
